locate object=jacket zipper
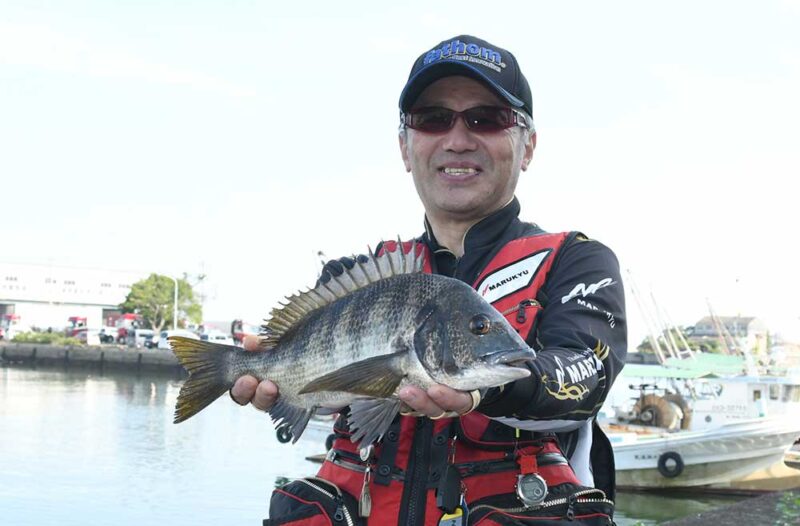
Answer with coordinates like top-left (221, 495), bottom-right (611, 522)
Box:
top-left (294, 478), bottom-right (355, 526)
top-left (400, 419), bottom-right (431, 526)
top-left (503, 299), bottom-right (539, 324)
top-left (470, 488), bottom-right (614, 516)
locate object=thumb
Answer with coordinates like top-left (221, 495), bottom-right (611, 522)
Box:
top-left (243, 334), bottom-right (262, 351)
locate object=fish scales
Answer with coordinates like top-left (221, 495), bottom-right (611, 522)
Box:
top-left (169, 246), bottom-right (535, 447)
top-left (275, 274), bottom-right (436, 401)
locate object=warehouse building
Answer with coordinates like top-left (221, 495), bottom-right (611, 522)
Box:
top-left (0, 262), bottom-right (149, 332)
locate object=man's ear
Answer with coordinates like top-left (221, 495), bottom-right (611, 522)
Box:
top-left (521, 132), bottom-right (536, 171)
top-left (399, 132), bottom-right (412, 172)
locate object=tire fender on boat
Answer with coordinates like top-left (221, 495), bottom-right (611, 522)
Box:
top-left (657, 451), bottom-right (684, 478)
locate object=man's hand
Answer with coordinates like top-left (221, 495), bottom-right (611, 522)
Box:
top-left (399, 385), bottom-right (476, 418)
top-left (229, 334), bottom-right (279, 411)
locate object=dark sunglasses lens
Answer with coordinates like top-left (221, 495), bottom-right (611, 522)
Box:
top-left (408, 108), bottom-right (455, 132)
top-left (463, 107), bottom-right (513, 131)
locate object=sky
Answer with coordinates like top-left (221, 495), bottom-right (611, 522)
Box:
top-left (2, 0), bottom-right (800, 347)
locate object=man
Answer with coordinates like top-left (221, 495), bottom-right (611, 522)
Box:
top-left (234, 35), bottom-right (626, 525)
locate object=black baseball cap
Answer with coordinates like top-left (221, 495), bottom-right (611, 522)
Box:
top-left (399, 35), bottom-right (533, 117)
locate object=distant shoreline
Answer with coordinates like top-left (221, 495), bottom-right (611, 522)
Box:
top-left (0, 341), bottom-right (185, 375)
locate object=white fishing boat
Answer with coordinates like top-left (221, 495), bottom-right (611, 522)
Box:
top-left (609, 416), bottom-right (800, 489)
top-left (601, 361), bottom-right (800, 490)
top-left (604, 278), bottom-right (800, 490)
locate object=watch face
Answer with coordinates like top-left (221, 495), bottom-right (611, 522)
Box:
top-left (515, 474), bottom-right (548, 507)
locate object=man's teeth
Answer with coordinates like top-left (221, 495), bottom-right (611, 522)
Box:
top-left (443, 167), bottom-right (479, 175)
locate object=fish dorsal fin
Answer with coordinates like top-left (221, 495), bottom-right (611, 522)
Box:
top-left (261, 240), bottom-right (424, 345)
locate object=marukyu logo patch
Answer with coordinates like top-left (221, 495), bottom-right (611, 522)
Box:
top-left (423, 39), bottom-right (506, 73)
top-left (476, 250), bottom-right (551, 304)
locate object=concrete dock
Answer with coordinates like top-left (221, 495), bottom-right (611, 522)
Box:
top-left (0, 341), bottom-right (182, 373)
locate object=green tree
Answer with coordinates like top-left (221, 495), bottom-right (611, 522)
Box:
top-left (120, 274), bottom-right (202, 333)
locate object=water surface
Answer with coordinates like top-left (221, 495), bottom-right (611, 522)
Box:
top-left (0, 365), bottom-right (742, 525)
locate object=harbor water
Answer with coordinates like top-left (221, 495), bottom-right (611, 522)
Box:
top-left (0, 365), bottom-right (744, 525)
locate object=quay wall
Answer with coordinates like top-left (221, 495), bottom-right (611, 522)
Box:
top-left (0, 342), bottom-right (182, 372)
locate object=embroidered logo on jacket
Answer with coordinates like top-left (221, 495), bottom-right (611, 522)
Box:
top-left (561, 277), bottom-right (616, 304)
top-left (476, 250), bottom-right (551, 304)
top-left (541, 356), bottom-right (598, 401)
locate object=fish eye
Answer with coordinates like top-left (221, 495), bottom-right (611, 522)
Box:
top-left (469, 314), bottom-right (491, 335)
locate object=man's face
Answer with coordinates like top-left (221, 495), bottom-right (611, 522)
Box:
top-left (399, 76), bottom-right (535, 224)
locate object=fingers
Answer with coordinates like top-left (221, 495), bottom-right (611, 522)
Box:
top-left (252, 380), bottom-right (279, 412)
top-left (243, 334), bottom-right (261, 351)
top-left (399, 385), bottom-right (473, 418)
top-left (319, 256), bottom-right (368, 285)
top-left (319, 258), bottom-right (352, 284)
top-left (230, 376), bottom-right (279, 412)
top-left (230, 375), bottom-right (258, 405)
top-left (428, 385), bottom-right (475, 415)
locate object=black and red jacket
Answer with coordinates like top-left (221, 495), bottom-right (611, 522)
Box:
top-left (275, 197), bottom-right (626, 526)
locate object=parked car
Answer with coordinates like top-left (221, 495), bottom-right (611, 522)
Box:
top-left (99, 327), bottom-right (118, 344)
top-left (132, 329), bottom-right (155, 348)
top-left (157, 329), bottom-right (199, 350)
top-left (144, 333), bottom-right (159, 349)
top-left (200, 330), bottom-right (235, 346)
top-left (75, 329), bottom-right (101, 346)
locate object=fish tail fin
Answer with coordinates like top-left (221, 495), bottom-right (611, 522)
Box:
top-left (169, 336), bottom-right (236, 423)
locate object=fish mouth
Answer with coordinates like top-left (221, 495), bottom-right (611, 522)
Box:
top-left (482, 348), bottom-right (536, 367)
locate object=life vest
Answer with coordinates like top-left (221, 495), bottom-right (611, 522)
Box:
top-left (316, 232), bottom-right (579, 526)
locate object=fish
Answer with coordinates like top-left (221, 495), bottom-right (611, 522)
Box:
top-left (168, 242), bottom-right (536, 447)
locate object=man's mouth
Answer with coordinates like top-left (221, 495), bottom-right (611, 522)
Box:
top-left (439, 166), bottom-right (481, 180)
top-left (481, 348), bottom-right (536, 366)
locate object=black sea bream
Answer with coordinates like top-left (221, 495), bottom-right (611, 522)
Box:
top-left (169, 243), bottom-right (535, 446)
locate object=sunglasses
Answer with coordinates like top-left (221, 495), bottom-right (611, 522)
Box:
top-left (401, 106), bottom-right (531, 134)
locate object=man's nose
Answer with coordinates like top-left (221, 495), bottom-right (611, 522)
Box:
top-left (441, 116), bottom-right (478, 153)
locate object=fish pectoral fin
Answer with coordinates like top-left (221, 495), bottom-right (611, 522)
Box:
top-left (298, 351), bottom-right (405, 398)
top-left (267, 397), bottom-right (315, 444)
top-left (349, 398), bottom-right (402, 446)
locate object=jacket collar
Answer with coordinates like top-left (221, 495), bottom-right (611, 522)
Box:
top-left (423, 197), bottom-right (522, 256)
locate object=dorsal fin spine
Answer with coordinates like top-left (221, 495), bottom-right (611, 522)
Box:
top-left (349, 264), bottom-right (370, 288)
top-left (294, 294), bottom-right (318, 311)
top-left (333, 274), bottom-right (356, 293)
top-left (303, 290), bottom-right (325, 307)
top-left (263, 240), bottom-right (424, 342)
top-left (316, 285), bottom-right (338, 303)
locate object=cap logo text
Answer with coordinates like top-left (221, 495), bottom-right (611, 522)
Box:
top-left (423, 39), bottom-right (505, 73)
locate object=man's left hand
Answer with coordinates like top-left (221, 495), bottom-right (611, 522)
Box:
top-left (399, 385), bottom-right (475, 418)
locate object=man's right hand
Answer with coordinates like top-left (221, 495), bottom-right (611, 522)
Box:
top-left (230, 334), bottom-right (279, 411)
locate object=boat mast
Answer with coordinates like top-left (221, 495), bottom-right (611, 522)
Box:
top-left (627, 270), bottom-right (667, 364)
top-left (657, 296), bottom-right (696, 361)
top-left (707, 299), bottom-right (759, 376)
top-left (650, 291), bottom-right (682, 360)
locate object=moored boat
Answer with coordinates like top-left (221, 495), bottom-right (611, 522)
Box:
top-left (602, 360), bottom-right (800, 490)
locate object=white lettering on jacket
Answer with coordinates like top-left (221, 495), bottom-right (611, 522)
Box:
top-left (561, 277), bottom-right (616, 304)
top-left (476, 250), bottom-right (551, 304)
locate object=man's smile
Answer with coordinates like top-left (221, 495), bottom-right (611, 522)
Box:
top-left (439, 164), bottom-right (482, 182)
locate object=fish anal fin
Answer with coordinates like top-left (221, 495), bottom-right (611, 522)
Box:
top-left (268, 397), bottom-right (315, 443)
top-left (298, 351), bottom-right (405, 398)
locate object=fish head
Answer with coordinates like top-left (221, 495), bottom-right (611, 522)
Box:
top-left (413, 281), bottom-right (534, 391)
